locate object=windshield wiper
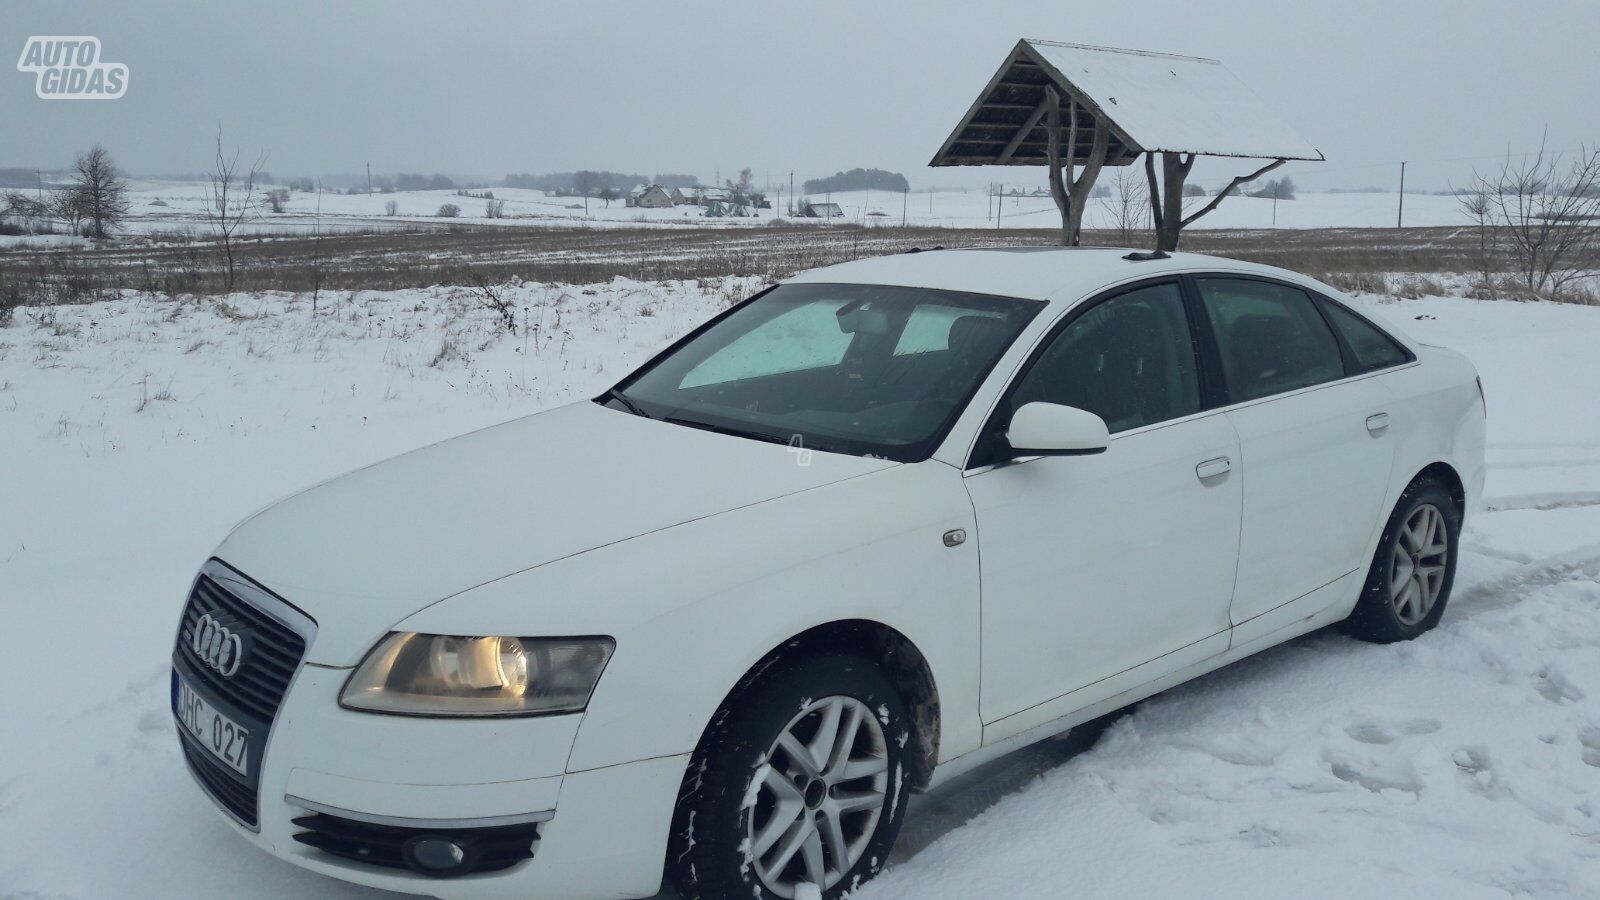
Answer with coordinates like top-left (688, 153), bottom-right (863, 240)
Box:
top-left (662, 415), bottom-right (790, 446)
top-left (601, 388), bottom-right (651, 419)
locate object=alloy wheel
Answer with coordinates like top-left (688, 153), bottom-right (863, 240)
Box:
top-left (746, 695), bottom-right (889, 898)
top-left (1390, 503), bottom-right (1449, 626)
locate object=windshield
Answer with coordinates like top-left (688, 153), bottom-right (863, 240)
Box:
top-left (605, 282), bottom-right (1042, 462)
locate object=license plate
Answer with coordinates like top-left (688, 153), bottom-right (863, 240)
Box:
top-left (175, 675), bottom-right (250, 777)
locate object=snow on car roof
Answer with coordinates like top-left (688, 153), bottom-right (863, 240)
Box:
top-left (784, 247), bottom-right (1276, 303)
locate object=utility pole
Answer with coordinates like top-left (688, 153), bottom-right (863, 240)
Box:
top-left (1396, 161), bottom-right (1407, 228)
top-left (901, 189), bottom-right (907, 227)
top-left (789, 170), bottom-right (794, 215)
top-left (36, 169), bottom-right (43, 201)
top-left (366, 162), bottom-right (372, 195)
top-left (997, 184), bottom-right (1003, 228)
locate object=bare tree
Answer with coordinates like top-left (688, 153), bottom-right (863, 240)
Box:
top-left (727, 168), bottom-right (755, 205)
top-left (1455, 183), bottom-right (1500, 294)
top-left (67, 145), bottom-right (131, 239)
top-left (573, 170), bottom-right (596, 215)
top-left (436, 203), bottom-right (461, 218)
top-left (384, 199), bottom-right (399, 216)
top-left (597, 187), bottom-right (620, 207)
top-left (265, 188), bottom-right (290, 214)
top-left (49, 188), bottom-right (86, 236)
top-left (1145, 153), bottom-right (1286, 252)
top-left (1044, 86), bottom-right (1109, 245)
top-left (1468, 136), bottom-right (1600, 298)
top-left (485, 198), bottom-right (506, 218)
top-left (1099, 166), bottom-right (1149, 246)
top-left (204, 128), bottom-right (268, 292)
top-left (2, 191), bottom-right (50, 232)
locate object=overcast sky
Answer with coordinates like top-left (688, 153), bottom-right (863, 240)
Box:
top-left (3, 0), bottom-right (1597, 192)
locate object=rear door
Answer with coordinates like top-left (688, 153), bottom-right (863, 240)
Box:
top-left (1191, 276), bottom-right (1398, 641)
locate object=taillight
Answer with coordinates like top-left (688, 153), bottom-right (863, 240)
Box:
top-left (1475, 376), bottom-right (1486, 416)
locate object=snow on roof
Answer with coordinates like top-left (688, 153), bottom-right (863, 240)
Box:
top-left (931, 39), bottom-right (1323, 167)
top-left (1025, 40), bottom-right (1321, 161)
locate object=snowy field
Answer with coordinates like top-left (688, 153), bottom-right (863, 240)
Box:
top-left (5, 181), bottom-right (1470, 246)
top-left (2, 278), bottom-right (1598, 898)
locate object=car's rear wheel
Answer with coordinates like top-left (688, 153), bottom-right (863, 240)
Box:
top-left (1341, 478), bottom-right (1461, 643)
top-left (667, 653), bottom-right (911, 900)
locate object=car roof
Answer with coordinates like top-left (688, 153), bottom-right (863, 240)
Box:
top-left (782, 246), bottom-right (1289, 303)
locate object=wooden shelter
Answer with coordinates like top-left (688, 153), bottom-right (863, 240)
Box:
top-left (930, 39), bottom-right (1323, 248)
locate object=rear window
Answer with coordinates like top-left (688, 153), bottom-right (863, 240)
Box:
top-left (1196, 277), bottom-right (1345, 403)
top-left (1320, 300), bottom-right (1411, 373)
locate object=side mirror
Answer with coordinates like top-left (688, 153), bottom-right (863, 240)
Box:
top-left (1004, 402), bottom-right (1110, 457)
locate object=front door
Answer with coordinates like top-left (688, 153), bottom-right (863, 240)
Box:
top-left (965, 280), bottom-right (1241, 726)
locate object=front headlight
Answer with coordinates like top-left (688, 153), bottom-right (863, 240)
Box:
top-left (339, 633), bottom-right (615, 717)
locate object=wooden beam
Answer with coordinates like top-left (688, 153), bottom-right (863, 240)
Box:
top-left (999, 97), bottom-right (1055, 163)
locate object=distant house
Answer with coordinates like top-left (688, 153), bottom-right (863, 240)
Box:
top-left (669, 187), bottom-right (692, 205)
top-left (626, 184), bottom-right (674, 209)
top-left (695, 187), bottom-right (732, 207)
top-left (799, 201), bottom-right (844, 218)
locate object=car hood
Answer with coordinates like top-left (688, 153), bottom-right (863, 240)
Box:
top-left (214, 401), bottom-right (896, 666)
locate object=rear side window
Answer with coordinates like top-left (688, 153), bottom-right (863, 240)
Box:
top-left (1320, 300), bottom-right (1410, 372)
top-left (1196, 278), bottom-right (1345, 403)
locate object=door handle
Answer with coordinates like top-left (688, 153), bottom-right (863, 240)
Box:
top-left (1366, 412), bottom-right (1391, 434)
top-left (1195, 456), bottom-right (1232, 480)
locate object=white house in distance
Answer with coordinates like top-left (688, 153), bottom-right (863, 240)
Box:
top-left (683, 186), bottom-right (732, 206)
top-left (625, 184), bottom-right (674, 208)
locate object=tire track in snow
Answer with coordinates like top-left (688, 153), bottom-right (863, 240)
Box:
top-left (1453, 543), bottom-right (1600, 614)
top-left (1484, 491), bottom-right (1600, 512)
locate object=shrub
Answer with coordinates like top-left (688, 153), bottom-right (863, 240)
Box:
top-left (436, 203), bottom-right (461, 218)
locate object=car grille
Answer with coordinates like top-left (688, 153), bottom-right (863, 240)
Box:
top-left (175, 566), bottom-right (312, 829)
top-left (178, 574), bottom-right (307, 721)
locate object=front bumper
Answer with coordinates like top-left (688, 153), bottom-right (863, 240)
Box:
top-left (183, 661), bottom-right (688, 900)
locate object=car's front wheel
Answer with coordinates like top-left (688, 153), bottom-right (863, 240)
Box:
top-left (668, 652), bottom-right (912, 900)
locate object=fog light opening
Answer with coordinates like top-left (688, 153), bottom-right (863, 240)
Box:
top-left (403, 835), bottom-right (474, 875)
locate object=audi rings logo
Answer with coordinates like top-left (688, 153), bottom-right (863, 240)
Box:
top-left (191, 614), bottom-right (245, 678)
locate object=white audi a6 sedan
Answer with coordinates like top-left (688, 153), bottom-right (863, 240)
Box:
top-left (172, 248), bottom-right (1484, 900)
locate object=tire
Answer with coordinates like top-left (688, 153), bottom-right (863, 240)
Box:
top-left (667, 652), bottom-right (913, 900)
top-left (1340, 478), bottom-right (1461, 643)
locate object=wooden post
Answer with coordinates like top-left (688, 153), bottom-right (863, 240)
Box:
top-left (1147, 154), bottom-right (1286, 252)
top-left (1045, 86), bottom-right (1109, 246)
top-left (1397, 161), bottom-right (1407, 228)
top-left (1045, 86), bottom-right (1072, 244)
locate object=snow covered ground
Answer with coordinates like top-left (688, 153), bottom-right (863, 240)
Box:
top-left (2, 278), bottom-right (1597, 898)
top-left (81, 181), bottom-right (1471, 240)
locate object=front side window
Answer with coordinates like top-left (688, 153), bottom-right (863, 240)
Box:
top-left (611, 283), bottom-right (1041, 462)
top-left (1320, 299), bottom-right (1410, 373)
top-left (1197, 277), bottom-right (1344, 402)
top-left (1007, 281), bottom-right (1202, 434)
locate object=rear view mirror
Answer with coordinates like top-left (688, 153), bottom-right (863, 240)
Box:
top-left (1005, 402), bottom-right (1110, 457)
top-left (835, 301), bottom-right (890, 335)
